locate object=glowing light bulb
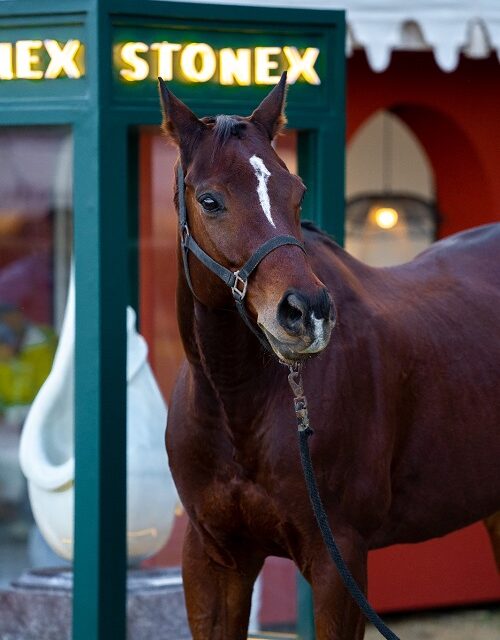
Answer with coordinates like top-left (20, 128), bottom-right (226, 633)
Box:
top-left (373, 207), bottom-right (399, 230)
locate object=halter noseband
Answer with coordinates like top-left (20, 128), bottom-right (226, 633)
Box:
top-left (176, 163), bottom-right (306, 353)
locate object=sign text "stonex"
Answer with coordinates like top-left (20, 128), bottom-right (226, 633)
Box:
top-left (118, 42), bottom-right (321, 85)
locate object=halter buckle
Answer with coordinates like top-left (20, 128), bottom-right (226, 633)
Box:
top-left (231, 271), bottom-right (248, 300)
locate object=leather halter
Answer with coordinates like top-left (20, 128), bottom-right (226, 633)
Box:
top-left (176, 163), bottom-right (306, 353)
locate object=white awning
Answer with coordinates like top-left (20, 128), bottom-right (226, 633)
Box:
top-left (344, 0), bottom-right (500, 71)
top-left (174, 0), bottom-right (500, 72)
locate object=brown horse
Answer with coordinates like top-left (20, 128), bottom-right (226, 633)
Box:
top-left (160, 75), bottom-right (500, 639)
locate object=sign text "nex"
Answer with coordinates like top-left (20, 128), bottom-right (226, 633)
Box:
top-left (0, 40), bottom-right (83, 79)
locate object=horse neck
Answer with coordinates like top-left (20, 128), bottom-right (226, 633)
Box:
top-left (176, 262), bottom-right (275, 429)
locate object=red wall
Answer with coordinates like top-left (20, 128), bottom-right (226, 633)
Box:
top-left (348, 50), bottom-right (500, 613)
top-left (348, 50), bottom-right (500, 238)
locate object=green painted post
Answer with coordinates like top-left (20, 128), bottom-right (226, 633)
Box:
top-left (127, 129), bottom-right (140, 316)
top-left (298, 130), bottom-right (320, 225)
top-left (295, 128), bottom-right (319, 640)
top-left (295, 125), bottom-right (345, 640)
top-left (72, 4), bottom-right (128, 640)
top-left (316, 124), bottom-right (346, 244)
top-left (296, 573), bottom-right (316, 640)
top-left (296, 13), bottom-right (345, 638)
top-left (297, 131), bottom-right (345, 244)
top-left (0, 2), bottom-right (129, 638)
top-left (72, 116), bottom-right (128, 640)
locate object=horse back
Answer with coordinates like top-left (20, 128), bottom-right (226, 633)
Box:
top-left (302, 222), bottom-right (500, 545)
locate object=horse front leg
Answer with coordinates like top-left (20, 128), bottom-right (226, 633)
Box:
top-left (306, 531), bottom-right (368, 640)
top-left (182, 521), bottom-right (264, 640)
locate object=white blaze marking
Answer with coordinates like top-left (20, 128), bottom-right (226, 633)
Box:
top-left (249, 155), bottom-right (275, 227)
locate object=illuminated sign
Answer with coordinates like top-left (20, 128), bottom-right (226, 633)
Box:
top-left (0, 39), bottom-right (84, 79)
top-left (0, 38), bottom-right (321, 86)
top-left (117, 42), bottom-right (321, 85)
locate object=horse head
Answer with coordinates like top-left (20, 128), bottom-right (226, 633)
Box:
top-left (158, 73), bottom-right (334, 363)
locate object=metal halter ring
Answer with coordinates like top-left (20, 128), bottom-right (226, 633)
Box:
top-left (231, 271), bottom-right (248, 300)
top-left (180, 224), bottom-right (190, 245)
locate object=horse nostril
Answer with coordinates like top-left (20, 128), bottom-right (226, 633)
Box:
top-left (278, 292), bottom-right (306, 335)
top-left (310, 287), bottom-right (332, 324)
top-left (285, 298), bottom-right (303, 323)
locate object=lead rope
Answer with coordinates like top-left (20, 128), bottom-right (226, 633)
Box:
top-left (287, 363), bottom-right (400, 640)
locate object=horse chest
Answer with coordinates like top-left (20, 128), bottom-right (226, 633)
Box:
top-left (198, 472), bottom-right (283, 540)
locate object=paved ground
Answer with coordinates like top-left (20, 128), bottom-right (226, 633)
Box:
top-left (364, 607), bottom-right (500, 639)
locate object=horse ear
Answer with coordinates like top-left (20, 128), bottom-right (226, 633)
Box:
top-left (250, 72), bottom-right (288, 140)
top-left (158, 77), bottom-right (205, 153)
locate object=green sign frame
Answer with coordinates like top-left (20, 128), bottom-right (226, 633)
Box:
top-left (0, 1), bottom-right (345, 639)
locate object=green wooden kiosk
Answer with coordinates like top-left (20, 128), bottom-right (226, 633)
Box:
top-left (0, 1), bottom-right (345, 638)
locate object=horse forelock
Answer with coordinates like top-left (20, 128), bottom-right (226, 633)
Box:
top-left (204, 115), bottom-right (248, 158)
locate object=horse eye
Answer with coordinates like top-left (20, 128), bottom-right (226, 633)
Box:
top-left (198, 194), bottom-right (222, 213)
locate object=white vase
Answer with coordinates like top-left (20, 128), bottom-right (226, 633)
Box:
top-left (19, 269), bottom-right (179, 563)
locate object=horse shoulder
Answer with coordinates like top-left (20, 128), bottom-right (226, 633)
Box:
top-left (167, 362), bottom-right (290, 554)
top-left (167, 363), bottom-right (227, 501)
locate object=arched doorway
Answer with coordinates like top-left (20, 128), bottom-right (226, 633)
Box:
top-left (345, 109), bottom-right (437, 266)
top-left (347, 52), bottom-right (499, 241)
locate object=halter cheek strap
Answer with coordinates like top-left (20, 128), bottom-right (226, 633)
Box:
top-left (176, 163), bottom-right (306, 352)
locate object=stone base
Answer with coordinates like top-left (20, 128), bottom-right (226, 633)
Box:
top-left (0, 567), bottom-right (191, 640)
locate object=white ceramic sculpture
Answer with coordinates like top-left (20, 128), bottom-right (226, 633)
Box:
top-left (19, 269), bottom-right (179, 563)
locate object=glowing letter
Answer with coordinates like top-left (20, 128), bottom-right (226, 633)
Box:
top-left (151, 42), bottom-right (181, 80)
top-left (16, 40), bottom-right (43, 79)
top-left (180, 43), bottom-right (216, 83)
top-left (219, 48), bottom-right (251, 85)
top-left (44, 39), bottom-right (82, 79)
top-left (119, 42), bottom-right (149, 81)
top-left (283, 46), bottom-right (320, 85)
top-left (0, 43), bottom-right (13, 79)
top-left (254, 47), bottom-right (281, 85)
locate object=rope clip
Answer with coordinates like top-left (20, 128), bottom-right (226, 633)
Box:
top-left (288, 364), bottom-right (312, 433)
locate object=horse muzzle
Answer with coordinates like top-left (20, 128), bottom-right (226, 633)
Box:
top-left (259, 287), bottom-right (335, 363)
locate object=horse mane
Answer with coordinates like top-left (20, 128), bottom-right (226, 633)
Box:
top-left (300, 220), bottom-right (342, 249)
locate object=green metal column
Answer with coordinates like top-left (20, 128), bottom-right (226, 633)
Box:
top-left (298, 129), bottom-right (320, 225)
top-left (295, 129), bottom-right (318, 640)
top-left (315, 124), bottom-right (345, 244)
top-left (296, 573), bottom-right (315, 640)
top-left (296, 14), bottom-right (345, 637)
top-left (298, 125), bottom-right (345, 244)
top-left (73, 3), bottom-right (128, 639)
top-left (127, 128), bottom-right (140, 316)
